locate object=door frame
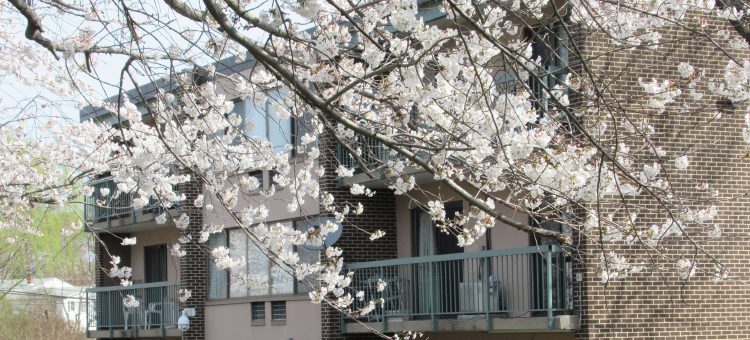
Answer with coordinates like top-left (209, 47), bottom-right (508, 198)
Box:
top-left (410, 201), bottom-right (464, 316)
top-left (144, 244), bottom-right (168, 283)
top-left (410, 201), bottom-right (464, 257)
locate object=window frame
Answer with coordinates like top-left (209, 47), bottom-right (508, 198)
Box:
top-left (250, 301), bottom-right (266, 325)
top-left (526, 23), bottom-right (569, 112)
top-left (270, 301), bottom-right (287, 325)
top-left (206, 218), bottom-right (320, 301)
top-left (230, 92), bottom-right (296, 155)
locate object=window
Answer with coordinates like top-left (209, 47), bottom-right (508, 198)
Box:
top-left (207, 220), bottom-right (319, 299)
top-left (527, 23), bottom-right (569, 111)
top-left (68, 301), bottom-right (76, 312)
top-left (208, 232), bottom-right (228, 299)
top-left (251, 302), bottom-right (266, 325)
top-left (268, 170), bottom-right (279, 188)
top-left (271, 301), bottom-right (286, 322)
top-left (495, 24), bottom-right (569, 111)
top-left (295, 240), bottom-right (319, 294)
top-left (247, 170), bottom-right (264, 191)
top-left (232, 90), bottom-right (293, 154)
top-left (229, 229), bottom-right (251, 297)
top-left (292, 110), bottom-right (315, 155)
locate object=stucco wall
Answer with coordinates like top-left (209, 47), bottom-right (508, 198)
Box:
top-left (205, 299), bottom-right (322, 340)
top-left (202, 160), bottom-right (321, 227)
top-left (130, 227), bottom-right (181, 283)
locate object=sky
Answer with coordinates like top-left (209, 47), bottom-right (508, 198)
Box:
top-left (0, 0), bottom-right (273, 131)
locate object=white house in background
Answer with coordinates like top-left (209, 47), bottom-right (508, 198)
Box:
top-left (0, 276), bottom-right (90, 330)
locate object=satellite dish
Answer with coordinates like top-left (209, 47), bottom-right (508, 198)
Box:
top-left (300, 217), bottom-right (342, 250)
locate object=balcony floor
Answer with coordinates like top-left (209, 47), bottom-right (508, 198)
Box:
top-left (341, 166), bottom-right (432, 188)
top-left (87, 326), bottom-right (182, 338)
top-left (343, 315), bottom-right (578, 334)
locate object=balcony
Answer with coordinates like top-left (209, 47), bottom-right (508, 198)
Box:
top-left (341, 245), bottom-right (577, 334)
top-left (336, 138), bottom-right (433, 188)
top-left (84, 177), bottom-right (175, 232)
top-left (86, 281), bottom-right (181, 338)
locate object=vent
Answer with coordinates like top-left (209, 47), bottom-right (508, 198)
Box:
top-left (251, 302), bottom-right (265, 323)
top-left (271, 301), bottom-right (286, 321)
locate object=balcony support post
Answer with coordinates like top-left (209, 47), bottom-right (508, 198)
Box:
top-left (340, 307), bottom-right (347, 334)
top-left (133, 285), bottom-right (139, 337)
top-left (546, 246), bottom-right (553, 329)
top-left (380, 266), bottom-right (387, 333)
top-left (108, 291), bottom-right (113, 338)
top-left (85, 290), bottom-right (90, 337)
top-left (161, 286), bottom-right (167, 338)
top-left (430, 262), bottom-right (437, 332)
top-left (484, 257), bottom-right (491, 331)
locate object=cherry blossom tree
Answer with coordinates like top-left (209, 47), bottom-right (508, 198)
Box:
top-left (0, 0), bottom-right (749, 337)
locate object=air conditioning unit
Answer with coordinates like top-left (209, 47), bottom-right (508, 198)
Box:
top-left (458, 279), bottom-right (499, 314)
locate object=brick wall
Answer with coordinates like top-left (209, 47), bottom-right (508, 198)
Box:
top-left (573, 12), bottom-right (750, 339)
top-left (177, 169), bottom-right (207, 340)
top-left (317, 129), bottom-right (398, 340)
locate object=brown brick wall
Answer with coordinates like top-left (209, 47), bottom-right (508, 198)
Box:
top-left (178, 169), bottom-right (207, 340)
top-left (317, 128), bottom-right (398, 340)
top-left (573, 12), bottom-right (750, 339)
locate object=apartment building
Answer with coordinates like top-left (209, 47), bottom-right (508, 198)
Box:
top-left (80, 5), bottom-right (750, 340)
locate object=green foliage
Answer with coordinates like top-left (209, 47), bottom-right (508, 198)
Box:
top-left (0, 205), bottom-right (91, 282)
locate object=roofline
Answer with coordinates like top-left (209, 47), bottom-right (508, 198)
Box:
top-left (79, 2), bottom-right (447, 123)
top-left (79, 54), bottom-right (258, 123)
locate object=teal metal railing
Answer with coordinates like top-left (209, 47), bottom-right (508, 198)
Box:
top-left (86, 281), bottom-right (180, 337)
top-left (336, 136), bottom-right (395, 171)
top-left (83, 177), bottom-right (135, 223)
top-left (83, 177), bottom-right (168, 226)
top-left (341, 245), bottom-right (572, 333)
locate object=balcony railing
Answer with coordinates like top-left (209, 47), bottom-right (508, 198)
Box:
top-left (83, 177), bottom-right (172, 228)
top-left (336, 136), bottom-right (395, 171)
top-left (341, 245), bottom-right (573, 333)
top-left (86, 281), bottom-right (180, 338)
top-left (84, 177), bottom-right (135, 223)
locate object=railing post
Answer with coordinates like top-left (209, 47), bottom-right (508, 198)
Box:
top-left (380, 266), bottom-right (387, 333)
top-left (483, 256), bottom-right (492, 331)
top-left (338, 270), bottom-right (347, 334)
top-left (108, 291), bottom-right (113, 338)
top-left (161, 285), bottom-right (167, 337)
top-left (85, 290), bottom-right (90, 337)
top-left (340, 308), bottom-right (346, 334)
top-left (133, 286), bottom-right (139, 338)
top-left (546, 245), bottom-right (553, 329)
top-left (429, 262), bottom-right (436, 332)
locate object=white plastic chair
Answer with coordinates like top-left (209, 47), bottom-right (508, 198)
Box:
top-left (144, 302), bottom-right (162, 329)
top-left (123, 306), bottom-right (138, 330)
